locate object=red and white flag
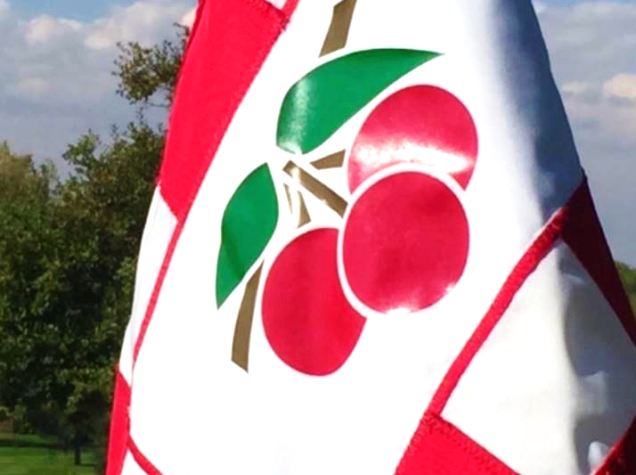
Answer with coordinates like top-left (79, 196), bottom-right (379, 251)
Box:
top-left (106, 0), bottom-right (636, 473)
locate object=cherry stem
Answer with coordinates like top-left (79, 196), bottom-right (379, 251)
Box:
top-left (230, 2), bottom-right (358, 370)
top-left (284, 160), bottom-right (348, 217)
top-left (320, 0), bottom-right (358, 57)
top-left (311, 150), bottom-right (345, 170)
top-left (231, 265), bottom-right (263, 372)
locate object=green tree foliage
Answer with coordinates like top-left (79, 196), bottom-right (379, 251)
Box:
top-left (0, 26), bottom-right (186, 468)
top-left (0, 144), bottom-right (60, 431)
top-left (114, 25), bottom-right (188, 109)
top-left (617, 262), bottom-right (636, 313)
top-left (0, 128), bottom-right (163, 464)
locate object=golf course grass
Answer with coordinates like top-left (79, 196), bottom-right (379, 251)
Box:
top-left (0, 433), bottom-right (96, 475)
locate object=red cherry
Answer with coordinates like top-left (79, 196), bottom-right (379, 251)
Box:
top-left (348, 86), bottom-right (478, 191)
top-left (342, 171), bottom-right (469, 314)
top-left (262, 228), bottom-right (366, 376)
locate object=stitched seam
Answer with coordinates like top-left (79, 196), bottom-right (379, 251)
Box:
top-left (159, 3), bottom-right (285, 220)
top-left (398, 412), bottom-right (518, 474)
top-left (128, 437), bottom-right (163, 475)
top-left (426, 414), bottom-right (516, 473)
top-left (135, 0), bottom-right (294, 364)
top-left (426, 185), bottom-right (575, 414)
top-left (155, 0), bottom-right (207, 189)
top-left (132, 219), bottom-right (184, 362)
top-left (282, 0), bottom-right (301, 20)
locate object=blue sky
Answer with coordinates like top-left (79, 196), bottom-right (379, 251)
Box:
top-left (15, 0), bottom-right (134, 21)
top-left (1, 0), bottom-right (635, 264)
top-left (17, 0), bottom-right (630, 21)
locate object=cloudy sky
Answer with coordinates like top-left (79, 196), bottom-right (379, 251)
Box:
top-left (1, 0), bottom-right (634, 265)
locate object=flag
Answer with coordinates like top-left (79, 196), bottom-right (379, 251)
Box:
top-left (106, 0), bottom-right (636, 473)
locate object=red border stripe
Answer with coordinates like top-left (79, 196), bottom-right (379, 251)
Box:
top-left (133, 219), bottom-right (184, 361)
top-left (562, 180), bottom-right (636, 346)
top-left (593, 416), bottom-right (636, 475)
top-left (132, 0), bottom-right (300, 364)
top-left (396, 412), bottom-right (518, 475)
top-left (282, 0), bottom-right (301, 17)
top-left (427, 184), bottom-right (578, 415)
top-left (129, 437), bottom-right (163, 475)
top-left (105, 370), bottom-right (132, 475)
top-left (157, 0), bottom-right (291, 220)
top-left (397, 183), bottom-right (585, 473)
top-left (122, 2), bottom-right (302, 472)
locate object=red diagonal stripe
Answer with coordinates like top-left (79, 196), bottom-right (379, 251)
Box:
top-left (562, 180), bottom-right (636, 346)
top-left (106, 369), bottom-right (131, 475)
top-left (426, 183), bottom-right (575, 415)
top-left (133, 0), bottom-right (300, 364)
top-left (396, 412), bottom-right (518, 475)
top-left (593, 416), bottom-right (636, 475)
top-left (157, 0), bottom-right (290, 220)
top-left (129, 437), bottom-right (163, 475)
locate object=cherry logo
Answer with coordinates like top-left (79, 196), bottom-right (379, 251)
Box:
top-left (216, 50), bottom-right (478, 376)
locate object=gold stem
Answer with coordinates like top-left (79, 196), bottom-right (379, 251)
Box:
top-left (284, 161), bottom-right (348, 217)
top-left (230, 2), bottom-right (358, 371)
top-left (320, 0), bottom-right (358, 56)
top-left (297, 192), bottom-right (311, 226)
top-left (231, 266), bottom-right (263, 372)
top-left (311, 150), bottom-right (345, 170)
top-left (283, 183), bottom-right (293, 213)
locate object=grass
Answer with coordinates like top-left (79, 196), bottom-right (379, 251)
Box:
top-left (0, 433), bottom-right (96, 475)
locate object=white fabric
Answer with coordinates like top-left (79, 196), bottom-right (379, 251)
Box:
top-left (118, 187), bottom-right (175, 387)
top-left (266, 0), bottom-right (287, 9)
top-left (128, 187), bottom-right (177, 342)
top-left (121, 452), bottom-right (147, 475)
top-left (117, 321), bottom-right (134, 386)
top-left (444, 242), bottom-right (636, 474)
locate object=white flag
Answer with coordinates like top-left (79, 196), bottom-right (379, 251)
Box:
top-left (107, 1), bottom-right (636, 473)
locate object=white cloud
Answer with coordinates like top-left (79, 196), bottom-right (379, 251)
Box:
top-left (25, 15), bottom-right (81, 45)
top-left (85, 0), bottom-right (190, 50)
top-left (533, 1), bottom-right (547, 15)
top-left (537, 1), bottom-right (636, 264)
top-left (10, 76), bottom-right (50, 96)
top-left (0, 0), bottom-right (195, 172)
top-left (179, 7), bottom-right (197, 28)
top-left (562, 80), bottom-right (595, 97)
top-left (603, 73), bottom-right (636, 101)
top-left (538, 2), bottom-right (636, 83)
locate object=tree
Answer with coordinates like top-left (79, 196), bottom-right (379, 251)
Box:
top-left (0, 25), bottom-right (186, 468)
top-left (0, 127), bottom-right (163, 464)
top-left (114, 25), bottom-right (188, 109)
top-left (617, 262), bottom-right (636, 313)
top-left (0, 143), bottom-right (62, 435)
top-left (54, 124), bottom-right (164, 464)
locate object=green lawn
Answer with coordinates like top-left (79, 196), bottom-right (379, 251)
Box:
top-left (0, 433), bottom-right (96, 475)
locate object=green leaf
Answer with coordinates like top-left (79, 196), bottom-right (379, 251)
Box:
top-left (216, 164), bottom-right (278, 307)
top-left (277, 49), bottom-right (441, 154)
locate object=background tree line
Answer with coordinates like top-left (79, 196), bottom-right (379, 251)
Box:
top-left (0, 23), bottom-right (635, 473)
top-left (0, 27), bottom-right (185, 470)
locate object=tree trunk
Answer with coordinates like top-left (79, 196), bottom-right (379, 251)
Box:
top-left (74, 443), bottom-right (82, 466)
